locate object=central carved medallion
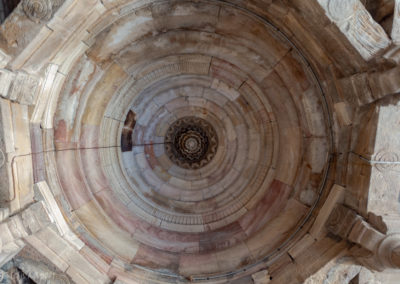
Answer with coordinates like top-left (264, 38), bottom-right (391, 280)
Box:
top-left (165, 117), bottom-right (218, 169)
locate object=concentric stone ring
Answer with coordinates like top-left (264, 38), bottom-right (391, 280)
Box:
top-left (48, 0), bottom-right (335, 280)
top-left (184, 136), bottom-right (200, 152)
top-left (165, 116), bottom-right (218, 169)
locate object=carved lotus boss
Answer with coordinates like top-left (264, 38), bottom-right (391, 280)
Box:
top-left (164, 116), bottom-right (218, 169)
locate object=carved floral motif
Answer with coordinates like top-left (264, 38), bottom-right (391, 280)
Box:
top-left (22, 0), bottom-right (65, 23)
top-left (22, 0), bottom-right (53, 22)
top-left (165, 116), bottom-right (218, 169)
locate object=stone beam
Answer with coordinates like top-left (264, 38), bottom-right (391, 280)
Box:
top-left (337, 66), bottom-right (400, 106)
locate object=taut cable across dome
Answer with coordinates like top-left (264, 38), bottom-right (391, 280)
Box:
top-left (50, 0), bottom-right (333, 280)
top-left (12, 0), bottom-right (389, 282)
top-left (2, 0), bottom-right (400, 283)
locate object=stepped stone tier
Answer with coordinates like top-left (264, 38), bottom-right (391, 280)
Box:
top-left (0, 0), bottom-right (399, 283)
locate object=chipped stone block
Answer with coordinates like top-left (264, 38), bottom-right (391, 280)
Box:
top-left (252, 269), bottom-right (271, 284)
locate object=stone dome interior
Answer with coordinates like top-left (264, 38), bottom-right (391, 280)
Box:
top-left (0, 0), bottom-right (399, 283)
top-left (51, 1), bottom-right (332, 278)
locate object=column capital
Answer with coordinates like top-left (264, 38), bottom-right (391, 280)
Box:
top-left (327, 205), bottom-right (400, 271)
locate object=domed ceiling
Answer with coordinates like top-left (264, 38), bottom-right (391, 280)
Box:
top-left (1, 0), bottom-right (399, 283)
top-left (52, 0), bottom-right (332, 279)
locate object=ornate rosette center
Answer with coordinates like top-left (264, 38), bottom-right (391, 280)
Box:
top-left (165, 117), bottom-right (218, 169)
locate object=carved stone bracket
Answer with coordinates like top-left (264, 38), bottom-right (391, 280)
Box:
top-left (327, 205), bottom-right (400, 271)
top-left (22, 0), bottom-right (65, 23)
top-left (0, 69), bottom-right (40, 105)
top-left (318, 0), bottom-right (391, 60)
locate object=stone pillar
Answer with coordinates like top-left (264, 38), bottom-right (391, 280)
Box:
top-left (327, 204), bottom-right (400, 271)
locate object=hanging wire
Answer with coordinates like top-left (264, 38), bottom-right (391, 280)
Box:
top-left (6, 141), bottom-right (172, 203)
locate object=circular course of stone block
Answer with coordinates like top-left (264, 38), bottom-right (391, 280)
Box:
top-left (49, 0), bottom-right (334, 280)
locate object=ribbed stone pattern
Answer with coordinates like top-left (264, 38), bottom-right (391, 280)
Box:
top-left (49, 0), bottom-right (332, 279)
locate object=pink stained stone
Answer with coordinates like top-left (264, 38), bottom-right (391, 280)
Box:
top-left (239, 179), bottom-right (292, 236)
